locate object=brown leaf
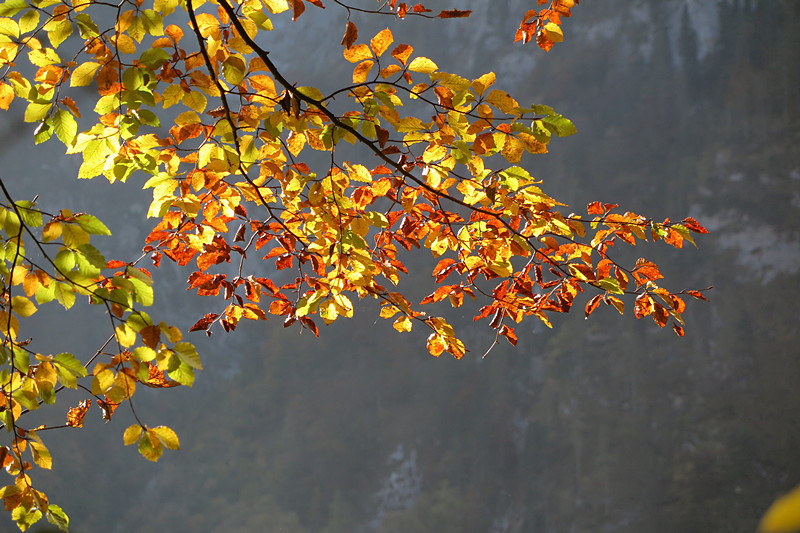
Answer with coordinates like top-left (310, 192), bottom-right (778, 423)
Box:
top-left (140, 325), bottom-right (161, 349)
top-left (438, 9), bottom-right (471, 18)
top-left (341, 21), bottom-right (357, 49)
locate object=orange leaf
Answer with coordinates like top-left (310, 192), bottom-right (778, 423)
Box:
top-left (499, 324), bottom-right (517, 346)
top-left (0, 82), bottom-right (13, 111)
top-left (66, 400), bottom-right (91, 428)
top-left (344, 43), bottom-right (372, 63)
top-left (391, 44), bottom-right (413, 65)
top-left (585, 294), bottom-right (602, 318)
top-left (352, 60), bottom-right (374, 84)
top-left (682, 217), bottom-right (709, 234)
top-left (370, 28), bottom-right (393, 57)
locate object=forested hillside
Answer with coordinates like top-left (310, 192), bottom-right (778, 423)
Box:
top-left (4, 1), bottom-right (798, 531)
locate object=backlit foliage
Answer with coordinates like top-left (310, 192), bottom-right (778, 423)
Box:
top-left (0, 0), bottom-right (710, 529)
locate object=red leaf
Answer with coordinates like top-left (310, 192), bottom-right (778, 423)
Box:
top-left (587, 201), bottom-right (604, 215)
top-left (300, 316), bottom-right (319, 336)
top-left (685, 289), bottom-right (709, 301)
top-left (682, 217), bottom-right (709, 234)
top-left (289, 0), bottom-right (305, 20)
top-left (673, 324), bottom-right (685, 336)
top-left (652, 303), bottom-right (669, 327)
top-left (499, 324), bottom-right (518, 346)
top-left (189, 313), bottom-right (218, 332)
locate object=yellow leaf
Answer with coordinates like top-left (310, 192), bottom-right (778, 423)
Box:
top-left (543, 22), bottom-right (563, 43)
top-left (115, 323), bottom-right (136, 347)
top-left (352, 60), bottom-right (374, 84)
top-left (485, 89), bottom-right (519, 115)
top-left (29, 441), bottom-right (51, 469)
top-left (408, 56), bottom-right (438, 74)
top-left (152, 425), bottom-right (180, 450)
top-left (286, 131), bottom-right (306, 156)
top-left (344, 43), bottom-right (371, 63)
top-left (422, 143), bottom-right (447, 164)
top-left (0, 81), bottom-right (13, 110)
top-left (182, 90), bottom-right (207, 113)
top-left (262, 0), bottom-right (289, 13)
top-left (370, 28), bottom-right (393, 57)
top-left (123, 425), bottom-right (143, 445)
top-left (518, 132), bottom-right (548, 154)
top-left (379, 305), bottom-right (401, 319)
top-left (0, 311), bottom-right (20, 339)
top-left (393, 315), bottom-right (412, 332)
top-left (500, 135), bottom-right (524, 163)
top-left (471, 72), bottom-right (495, 96)
top-left (70, 61), bottom-right (100, 87)
top-left (10, 296), bottom-right (36, 317)
top-left (759, 484), bottom-right (800, 533)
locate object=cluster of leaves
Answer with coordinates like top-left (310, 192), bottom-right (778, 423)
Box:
top-left (0, 184), bottom-right (197, 530)
top-left (515, 0), bottom-right (578, 52)
top-left (0, 0), bottom-right (711, 529)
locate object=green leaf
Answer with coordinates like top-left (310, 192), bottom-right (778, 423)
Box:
top-left (24, 102), bottom-right (50, 123)
top-left (53, 282), bottom-right (76, 309)
top-left (74, 12), bottom-right (98, 38)
top-left (138, 431), bottom-right (163, 461)
top-left (132, 346), bottom-right (156, 361)
top-left (34, 120), bottom-right (53, 144)
top-left (54, 248), bottom-right (76, 272)
top-left (596, 278), bottom-right (624, 294)
top-left (0, 0), bottom-right (27, 17)
top-left (140, 9), bottom-right (163, 36)
top-left (168, 361), bottom-right (194, 386)
top-left (222, 55), bottom-right (246, 86)
top-left (139, 48), bottom-right (170, 69)
top-left (53, 352), bottom-right (87, 388)
top-left (126, 267), bottom-right (154, 306)
top-left (45, 505), bottom-right (69, 532)
top-left (75, 244), bottom-right (106, 276)
top-left (46, 18), bottom-right (72, 48)
top-left (173, 342), bottom-right (201, 369)
top-left (34, 281), bottom-right (55, 305)
top-left (52, 108), bottom-right (78, 145)
top-left (541, 114), bottom-right (577, 137)
top-left (74, 213), bottom-right (111, 235)
top-left (14, 201), bottom-right (42, 227)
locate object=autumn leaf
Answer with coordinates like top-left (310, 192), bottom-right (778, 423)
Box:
top-left (66, 400), bottom-right (91, 428)
top-left (341, 20), bottom-right (357, 49)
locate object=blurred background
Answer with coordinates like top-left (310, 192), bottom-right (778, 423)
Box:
top-left (2, 0), bottom-right (799, 531)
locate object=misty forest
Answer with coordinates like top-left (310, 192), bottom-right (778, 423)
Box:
top-left (1, 0), bottom-right (799, 532)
